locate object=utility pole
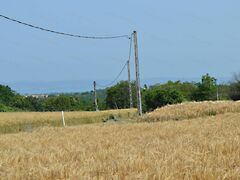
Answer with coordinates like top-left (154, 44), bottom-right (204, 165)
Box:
top-left (93, 81), bottom-right (99, 111)
top-left (216, 79), bottom-right (219, 101)
top-left (128, 36), bottom-right (133, 108)
top-left (128, 60), bottom-right (133, 108)
top-left (133, 31), bottom-right (143, 116)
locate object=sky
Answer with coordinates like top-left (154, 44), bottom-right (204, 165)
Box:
top-left (1, 0), bottom-right (240, 93)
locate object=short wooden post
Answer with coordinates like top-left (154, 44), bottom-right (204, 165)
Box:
top-left (61, 111), bottom-right (66, 127)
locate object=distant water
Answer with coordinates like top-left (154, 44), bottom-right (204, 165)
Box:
top-left (1, 77), bottom-right (230, 94)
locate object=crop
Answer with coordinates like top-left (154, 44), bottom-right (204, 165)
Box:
top-left (143, 101), bottom-right (240, 122)
top-left (0, 109), bottom-right (137, 134)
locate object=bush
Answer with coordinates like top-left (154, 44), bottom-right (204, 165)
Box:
top-left (193, 74), bottom-right (217, 101)
top-left (229, 73), bottom-right (240, 100)
top-left (106, 81), bottom-right (137, 109)
top-left (144, 86), bottom-right (184, 112)
top-left (0, 103), bottom-right (16, 112)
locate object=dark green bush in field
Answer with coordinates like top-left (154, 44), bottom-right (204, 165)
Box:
top-left (192, 74), bottom-right (217, 101)
top-left (0, 103), bottom-right (15, 112)
top-left (144, 86), bottom-right (184, 112)
top-left (0, 85), bottom-right (16, 105)
top-left (106, 81), bottom-right (137, 109)
top-left (43, 95), bottom-right (74, 111)
top-left (229, 73), bottom-right (240, 101)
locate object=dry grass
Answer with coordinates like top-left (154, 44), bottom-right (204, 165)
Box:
top-left (0, 109), bottom-right (137, 134)
top-left (0, 112), bottom-right (240, 179)
top-left (143, 101), bottom-right (240, 122)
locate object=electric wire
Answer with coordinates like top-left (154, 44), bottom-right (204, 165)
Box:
top-left (96, 60), bottom-right (128, 88)
top-left (0, 14), bottom-right (130, 40)
top-left (96, 33), bottom-right (133, 88)
top-left (0, 14), bottom-right (134, 89)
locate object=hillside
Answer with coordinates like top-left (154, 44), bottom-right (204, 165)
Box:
top-left (143, 101), bottom-right (240, 122)
top-left (0, 112), bottom-right (239, 179)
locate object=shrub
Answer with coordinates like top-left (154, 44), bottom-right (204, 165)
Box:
top-left (144, 86), bottom-right (184, 111)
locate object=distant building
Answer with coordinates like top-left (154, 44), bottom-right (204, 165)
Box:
top-left (26, 94), bottom-right (49, 98)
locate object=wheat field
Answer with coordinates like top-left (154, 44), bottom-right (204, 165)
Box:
top-left (143, 101), bottom-right (240, 122)
top-left (0, 109), bottom-right (137, 134)
top-left (0, 112), bottom-right (240, 179)
top-left (0, 101), bottom-right (240, 179)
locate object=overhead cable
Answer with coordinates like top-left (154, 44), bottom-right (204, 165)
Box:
top-left (96, 60), bottom-right (128, 88)
top-left (0, 14), bottom-right (130, 40)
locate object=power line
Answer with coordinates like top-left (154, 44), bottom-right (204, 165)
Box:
top-left (96, 34), bottom-right (133, 89)
top-left (96, 60), bottom-right (128, 88)
top-left (0, 14), bottom-right (130, 40)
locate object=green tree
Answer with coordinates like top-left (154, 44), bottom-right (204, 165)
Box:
top-left (144, 86), bottom-right (184, 111)
top-left (229, 73), bottom-right (240, 100)
top-left (10, 95), bottom-right (32, 110)
top-left (150, 81), bottom-right (197, 101)
top-left (106, 81), bottom-right (137, 109)
top-left (25, 97), bottom-right (45, 111)
top-left (0, 85), bottom-right (16, 105)
top-left (193, 74), bottom-right (217, 101)
top-left (44, 95), bottom-right (74, 111)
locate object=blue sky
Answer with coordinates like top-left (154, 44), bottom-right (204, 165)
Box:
top-left (1, 0), bottom-right (240, 93)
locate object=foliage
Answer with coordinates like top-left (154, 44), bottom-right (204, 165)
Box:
top-left (44, 95), bottom-right (79, 111)
top-left (0, 73), bottom-right (235, 112)
top-left (106, 81), bottom-right (137, 109)
top-left (0, 103), bottom-right (16, 112)
top-left (144, 85), bottom-right (184, 111)
top-left (193, 73), bottom-right (217, 101)
top-left (149, 81), bottom-right (197, 101)
top-left (0, 85), bottom-right (16, 105)
top-left (229, 73), bottom-right (240, 100)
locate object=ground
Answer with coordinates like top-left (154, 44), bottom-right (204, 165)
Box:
top-left (0, 106), bottom-right (240, 179)
top-left (0, 102), bottom-right (240, 179)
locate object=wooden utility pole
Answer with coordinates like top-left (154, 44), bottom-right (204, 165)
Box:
top-left (128, 61), bottom-right (133, 108)
top-left (133, 31), bottom-right (143, 116)
top-left (93, 81), bottom-right (99, 111)
top-left (127, 36), bottom-right (133, 109)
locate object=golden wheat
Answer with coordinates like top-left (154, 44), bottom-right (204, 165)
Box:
top-left (0, 112), bottom-right (240, 179)
top-left (0, 109), bottom-right (137, 134)
top-left (143, 101), bottom-right (240, 122)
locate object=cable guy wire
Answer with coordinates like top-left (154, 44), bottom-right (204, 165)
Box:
top-left (96, 61), bottom-right (128, 88)
top-left (0, 14), bottom-right (130, 40)
top-left (96, 34), bottom-right (133, 88)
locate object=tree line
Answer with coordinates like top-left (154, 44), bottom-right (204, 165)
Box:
top-left (1, 73), bottom-right (240, 112)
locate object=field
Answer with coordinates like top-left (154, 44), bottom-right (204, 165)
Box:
top-left (143, 100), bottom-right (240, 122)
top-left (0, 101), bottom-right (240, 179)
top-left (0, 109), bottom-right (137, 134)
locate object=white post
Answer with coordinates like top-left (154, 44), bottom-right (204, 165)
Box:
top-left (61, 111), bottom-right (66, 127)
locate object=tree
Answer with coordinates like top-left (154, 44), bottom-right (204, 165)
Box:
top-left (229, 73), bottom-right (240, 100)
top-left (150, 81), bottom-right (197, 101)
top-left (193, 74), bottom-right (217, 101)
top-left (0, 85), bottom-right (16, 105)
top-left (106, 81), bottom-right (137, 109)
top-left (25, 97), bottom-right (45, 111)
top-left (144, 86), bottom-right (184, 112)
top-left (10, 95), bottom-right (32, 110)
top-left (44, 95), bottom-right (74, 111)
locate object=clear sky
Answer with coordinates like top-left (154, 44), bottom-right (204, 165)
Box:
top-left (1, 0), bottom-right (240, 93)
